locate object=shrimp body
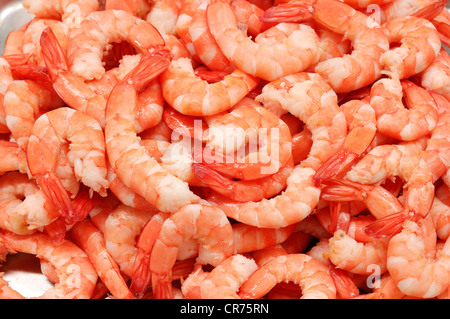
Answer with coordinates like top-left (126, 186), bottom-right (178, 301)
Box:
top-left (207, 1), bottom-right (322, 81)
top-left (380, 16), bottom-right (441, 80)
top-left (238, 254), bottom-right (337, 299)
top-left (419, 48), bottom-right (450, 100)
top-left (105, 53), bottom-right (202, 213)
top-left (370, 78), bottom-right (438, 141)
top-left (160, 57), bottom-right (259, 116)
top-left (387, 215), bottom-right (450, 298)
top-left (27, 107), bottom-right (108, 224)
top-left (150, 204), bottom-right (234, 299)
top-left (0, 230), bottom-right (98, 298)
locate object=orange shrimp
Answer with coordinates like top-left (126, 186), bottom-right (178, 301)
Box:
top-left (105, 52), bottom-right (202, 214)
top-left (380, 16), bottom-right (441, 80)
top-left (150, 204), bottom-right (234, 299)
top-left (0, 230), bottom-right (98, 298)
top-left (418, 48), bottom-right (450, 100)
top-left (369, 78), bottom-right (438, 141)
top-left (387, 214), bottom-right (450, 298)
top-left (207, 0), bottom-right (323, 81)
top-left (0, 58), bottom-right (14, 134)
top-left (160, 57), bottom-right (259, 116)
top-left (238, 254), bottom-right (337, 299)
top-left (69, 217), bottom-right (134, 299)
top-left (26, 107), bottom-right (109, 224)
top-left (261, 0), bottom-right (389, 93)
top-left (0, 141), bottom-right (28, 175)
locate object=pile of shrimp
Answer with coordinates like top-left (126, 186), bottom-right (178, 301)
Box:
top-left (0, 0), bottom-right (449, 299)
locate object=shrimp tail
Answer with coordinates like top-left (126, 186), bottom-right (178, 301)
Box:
top-left (259, 0), bottom-right (315, 23)
top-left (40, 27), bottom-right (69, 80)
top-left (329, 264), bottom-right (359, 299)
top-left (151, 274), bottom-right (173, 299)
top-left (365, 210), bottom-right (408, 238)
top-left (71, 190), bottom-right (96, 222)
top-left (313, 150), bottom-right (359, 186)
top-left (35, 173), bottom-right (78, 224)
top-left (328, 201), bottom-right (351, 233)
top-left (44, 218), bottom-right (67, 243)
top-left (125, 50), bottom-right (173, 93)
top-left (320, 179), bottom-right (366, 202)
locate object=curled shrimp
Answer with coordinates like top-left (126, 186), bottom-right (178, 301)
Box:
top-left (69, 217), bottom-right (134, 299)
top-left (26, 107), bottom-right (109, 224)
top-left (238, 253), bottom-right (337, 299)
top-left (105, 52), bottom-right (202, 213)
top-left (380, 16), bottom-right (441, 80)
top-left (387, 214), bottom-right (450, 298)
top-left (0, 141), bottom-right (28, 175)
top-left (150, 204), bottom-right (234, 299)
top-left (206, 0), bottom-right (323, 81)
top-left (369, 78), bottom-right (438, 141)
top-left (418, 47), bottom-right (450, 100)
top-left (160, 57), bottom-right (259, 116)
top-left (261, 0), bottom-right (389, 92)
top-left (0, 230), bottom-right (98, 298)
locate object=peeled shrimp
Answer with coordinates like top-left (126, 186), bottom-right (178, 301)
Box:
top-left (419, 47), bottom-right (450, 100)
top-left (26, 107), bottom-right (109, 224)
top-left (0, 230), bottom-right (98, 298)
top-left (238, 254), bottom-right (337, 299)
top-left (150, 204), bottom-right (234, 299)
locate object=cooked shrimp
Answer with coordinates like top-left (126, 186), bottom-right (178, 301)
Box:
top-left (199, 106), bottom-right (292, 180)
top-left (419, 47), bottom-right (450, 100)
top-left (0, 58), bottom-right (14, 134)
top-left (0, 230), bottom-right (98, 298)
top-left (0, 172), bottom-right (60, 235)
top-left (160, 57), bottom-right (259, 116)
top-left (387, 214), bottom-right (450, 298)
top-left (67, 10), bottom-right (165, 81)
top-left (430, 7), bottom-right (450, 47)
top-left (150, 204), bottom-right (234, 299)
top-left (369, 78), bottom-right (438, 141)
top-left (193, 157), bottom-right (294, 202)
top-left (105, 52), bottom-right (202, 213)
top-left (344, 142), bottom-right (435, 237)
top-left (69, 217), bottom-right (134, 299)
top-left (200, 254), bottom-right (258, 299)
top-left (429, 191), bottom-right (450, 241)
top-left (146, 0), bottom-right (183, 35)
top-left (328, 230), bottom-right (388, 275)
top-left (255, 72), bottom-right (347, 171)
top-left (341, 0), bottom-right (395, 9)
top-left (313, 99), bottom-right (377, 185)
top-left (21, 0), bottom-right (99, 27)
top-left (207, 1), bottom-right (323, 81)
top-left (4, 68), bottom-right (65, 151)
top-left (239, 253), bottom-right (337, 299)
top-left (206, 165), bottom-right (320, 228)
top-left (26, 107), bottom-right (109, 224)
top-left (261, 0), bottom-right (389, 92)
top-left (379, 0), bottom-right (446, 23)
top-left (380, 16), bottom-right (441, 80)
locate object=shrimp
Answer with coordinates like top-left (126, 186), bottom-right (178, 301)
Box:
top-left (105, 52), bottom-right (202, 213)
top-left (344, 142), bottom-right (435, 237)
top-left (200, 254), bottom-right (258, 299)
top-left (380, 16), bottom-right (441, 80)
top-left (192, 157), bottom-right (294, 202)
top-left (238, 253), bottom-right (337, 299)
top-left (67, 10), bottom-right (165, 81)
top-left (26, 107), bottom-right (109, 224)
top-left (418, 48), bottom-right (450, 100)
top-left (232, 222), bottom-right (296, 254)
top-left (429, 190), bottom-right (450, 241)
top-left (255, 72), bottom-right (347, 171)
top-left (430, 7), bottom-right (450, 47)
top-left (387, 214), bottom-right (450, 298)
top-left (0, 58), bottom-right (14, 134)
top-left (206, 0), bottom-right (323, 81)
top-left (150, 204), bottom-right (234, 299)
top-left (0, 230), bottom-right (98, 298)
top-left (160, 57), bottom-right (259, 116)
top-left (313, 99), bottom-right (377, 186)
top-left (328, 230), bottom-right (388, 275)
top-left (21, 0), bottom-right (99, 27)
top-left (69, 217), bottom-right (134, 299)
top-left (146, 0), bottom-right (183, 36)
top-left (0, 172), bottom-right (61, 235)
top-left (261, 0), bottom-right (390, 93)
top-left (369, 78), bottom-right (438, 141)
top-left (199, 106), bottom-right (293, 180)
top-left (3, 67), bottom-right (65, 151)
top-left (379, 0), bottom-right (446, 23)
